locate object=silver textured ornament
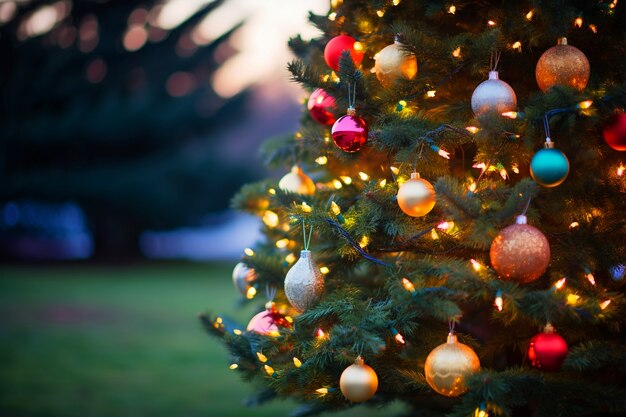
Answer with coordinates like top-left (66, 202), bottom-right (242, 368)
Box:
top-left (471, 70), bottom-right (517, 117)
top-left (284, 250), bottom-right (324, 312)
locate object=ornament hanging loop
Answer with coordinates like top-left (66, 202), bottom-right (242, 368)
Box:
top-left (302, 219), bottom-right (314, 251)
top-left (490, 50), bottom-right (501, 72)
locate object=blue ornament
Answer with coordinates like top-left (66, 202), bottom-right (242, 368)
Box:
top-left (530, 141), bottom-right (569, 187)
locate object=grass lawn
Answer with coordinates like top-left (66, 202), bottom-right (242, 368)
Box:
top-left (0, 263), bottom-right (402, 417)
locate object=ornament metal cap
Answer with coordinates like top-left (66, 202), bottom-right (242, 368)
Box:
top-left (446, 332), bottom-right (458, 344)
top-left (544, 138), bottom-right (555, 149)
top-left (515, 215), bottom-right (528, 224)
top-left (354, 356), bottom-right (365, 365)
top-left (557, 37), bottom-right (568, 45)
top-left (488, 70), bottom-right (499, 80)
top-left (410, 172), bottom-right (420, 179)
top-left (299, 249), bottom-right (311, 258)
top-left (543, 323), bottom-right (555, 333)
top-left (347, 107), bottom-right (356, 116)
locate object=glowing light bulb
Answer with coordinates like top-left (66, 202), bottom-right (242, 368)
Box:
top-left (353, 41), bottom-right (363, 51)
top-left (448, 5), bottom-right (456, 14)
top-left (293, 357), bottom-right (302, 368)
top-left (617, 164), bottom-right (625, 176)
top-left (586, 272), bottom-right (596, 286)
top-left (438, 149), bottom-right (451, 159)
top-left (264, 365), bottom-right (275, 376)
top-left (511, 163), bottom-right (519, 174)
top-left (589, 24), bottom-right (597, 33)
top-left (569, 222), bottom-right (580, 229)
top-left (494, 291), bottom-right (503, 311)
top-left (358, 171), bottom-right (370, 181)
top-left (392, 0), bottom-right (400, 5)
top-left (574, 17), bottom-right (583, 27)
top-left (328, 12), bottom-right (337, 21)
top-left (470, 259), bottom-right (483, 271)
top-left (376, 9), bottom-right (385, 17)
top-left (526, 10), bottom-right (534, 20)
top-left (600, 299), bottom-right (611, 310)
top-left (285, 253), bottom-right (296, 263)
top-left (315, 156), bottom-right (328, 165)
top-left (578, 100), bottom-right (593, 109)
top-left (390, 166), bottom-right (400, 175)
top-left (359, 235), bottom-right (370, 248)
top-left (340, 176), bottom-right (352, 185)
top-left (567, 293), bottom-right (580, 305)
top-left (555, 278), bottom-right (567, 289)
top-left (468, 182), bottom-right (477, 192)
top-left (395, 333), bottom-right (406, 344)
top-left (316, 328), bottom-right (326, 339)
top-left (379, 179), bottom-right (387, 188)
top-left (466, 126), bottom-right (479, 134)
top-left (487, 20), bottom-right (496, 26)
top-left (268, 188), bottom-right (276, 195)
top-left (330, 201), bottom-right (341, 216)
top-left (320, 266), bottom-right (330, 275)
top-left (431, 229), bottom-right (439, 240)
top-left (246, 287), bottom-right (257, 299)
top-left (262, 210), bottom-right (279, 228)
top-left (233, 329), bottom-right (242, 335)
top-left (244, 248), bottom-right (255, 256)
top-left (301, 202), bottom-right (312, 213)
top-left (452, 46), bottom-right (461, 58)
top-left (511, 41), bottom-right (522, 51)
top-left (257, 352), bottom-right (268, 362)
top-left (426, 90), bottom-right (436, 97)
top-left (502, 111), bottom-right (518, 118)
top-left (276, 238), bottom-right (290, 249)
top-left (401, 278), bottom-right (415, 292)
top-left (398, 99), bottom-right (407, 108)
top-left (316, 388), bottom-right (329, 395)
top-left (229, 363), bottom-right (238, 370)
top-left (332, 179), bottom-right (343, 189)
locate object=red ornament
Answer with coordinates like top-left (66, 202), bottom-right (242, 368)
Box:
top-left (246, 302), bottom-right (292, 336)
top-left (602, 111), bottom-right (626, 151)
top-left (331, 108), bottom-right (368, 153)
top-left (528, 324), bottom-right (568, 371)
top-left (324, 35), bottom-right (364, 71)
top-left (308, 88), bottom-right (336, 125)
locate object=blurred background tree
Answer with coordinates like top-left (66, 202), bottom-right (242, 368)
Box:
top-left (0, 0), bottom-right (253, 259)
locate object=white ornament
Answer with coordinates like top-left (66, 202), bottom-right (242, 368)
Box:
top-left (471, 70), bottom-right (517, 117)
top-left (284, 250), bottom-right (324, 312)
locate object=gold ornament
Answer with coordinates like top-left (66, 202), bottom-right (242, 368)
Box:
top-left (284, 250), bottom-right (324, 312)
top-left (424, 332), bottom-right (480, 397)
top-left (339, 356), bottom-right (378, 403)
top-left (232, 262), bottom-right (256, 296)
top-left (471, 71), bottom-right (517, 116)
top-left (397, 172), bottom-right (436, 217)
top-left (535, 37), bottom-right (590, 92)
top-left (489, 215), bottom-right (551, 283)
top-left (279, 165), bottom-right (316, 195)
top-left (374, 40), bottom-right (418, 88)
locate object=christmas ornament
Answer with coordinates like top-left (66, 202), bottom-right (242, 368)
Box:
top-left (602, 111), bottom-right (626, 151)
top-left (530, 139), bottom-right (570, 187)
top-left (471, 70), bottom-right (517, 117)
top-left (374, 39), bottom-right (418, 87)
top-left (490, 215), bottom-right (551, 283)
top-left (324, 35), bottom-right (364, 71)
top-left (331, 108), bottom-right (368, 153)
top-left (246, 301), bottom-right (292, 336)
top-left (528, 323), bottom-right (568, 371)
top-left (397, 172), bottom-right (436, 217)
top-left (279, 165), bottom-right (316, 195)
top-left (232, 262), bottom-right (256, 296)
top-left (535, 37), bottom-right (590, 92)
top-left (424, 331), bottom-right (480, 397)
top-left (340, 356), bottom-right (378, 402)
top-left (284, 249), bottom-right (324, 312)
top-left (307, 88), bottom-right (336, 126)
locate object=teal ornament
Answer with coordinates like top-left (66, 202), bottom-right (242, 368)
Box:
top-left (530, 140), bottom-right (569, 187)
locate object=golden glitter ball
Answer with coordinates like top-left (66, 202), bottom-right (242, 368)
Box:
top-left (374, 40), bottom-right (418, 88)
top-left (535, 37), bottom-right (590, 92)
top-left (340, 357), bottom-right (378, 403)
top-left (397, 173), bottom-right (436, 217)
top-left (278, 165), bottom-right (316, 195)
top-left (424, 332), bottom-right (480, 397)
top-left (490, 215), bottom-right (551, 283)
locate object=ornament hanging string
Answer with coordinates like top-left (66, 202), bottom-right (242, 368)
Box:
top-left (302, 220), bottom-right (314, 250)
top-left (346, 80), bottom-right (357, 110)
top-left (521, 196), bottom-right (532, 216)
top-left (490, 50), bottom-right (501, 72)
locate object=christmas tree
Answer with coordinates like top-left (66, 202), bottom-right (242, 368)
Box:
top-left (0, 0), bottom-right (250, 257)
top-left (203, 1), bottom-right (626, 416)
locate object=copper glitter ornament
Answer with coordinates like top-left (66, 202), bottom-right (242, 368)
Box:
top-left (278, 165), bottom-right (316, 195)
top-left (535, 37), bottom-right (590, 92)
top-left (397, 173), bottom-right (436, 217)
top-left (490, 215), bottom-right (551, 283)
top-left (284, 249), bottom-right (324, 312)
top-left (374, 40), bottom-right (418, 88)
top-left (471, 70), bottom-right (517, 117)
top-left (424, 332), bottom-right (480, 397)
top-left (340, 356), bottom-right (378, 402)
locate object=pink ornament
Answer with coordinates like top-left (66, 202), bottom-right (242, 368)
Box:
top-left (331, 109), bottom-right (368, 153)
top-left (308, 89), bottom-right (336, 125)
top-left (246, 302), bottom-right (292, 336)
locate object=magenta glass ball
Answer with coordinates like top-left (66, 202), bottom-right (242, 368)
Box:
top-left (331, 114), bottom-right (368, 153)
top-left (307, 88), bottom-right (336, 125)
